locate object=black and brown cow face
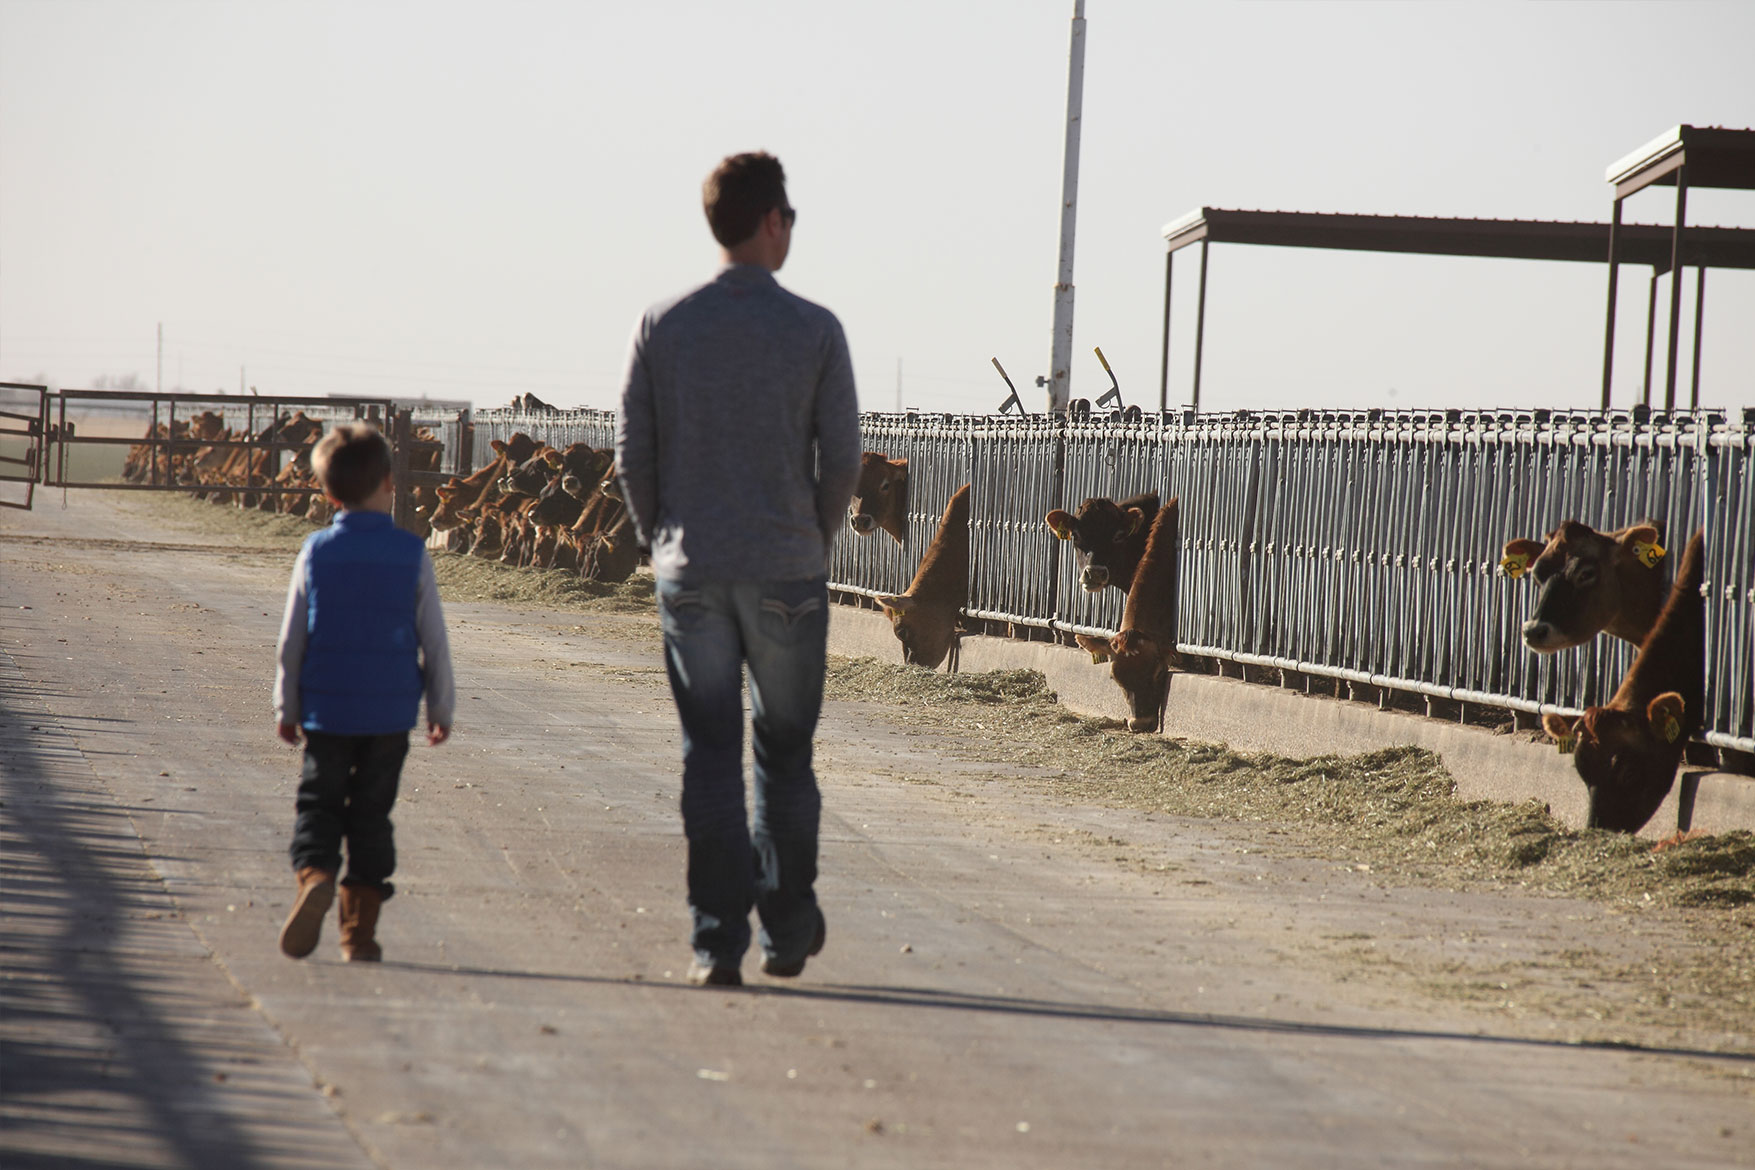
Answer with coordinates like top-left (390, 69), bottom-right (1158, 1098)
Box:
top-left (850, 453), bottom-right (909, 543)
top-left (1502, 521), bottom-right (1665, 653)
top-left (556, 445), bottom-right (614, 502)
top-left (877, 593), bottom-right (957, 670)
top-left (1542, 693), bottom-right (1687, 833)
top-left (499, 448), bottom-right (558, 497)
top-left (1076, 630), bottom-right (1176, 732)
top-left (1045, 494), bottom-right (1157, 593)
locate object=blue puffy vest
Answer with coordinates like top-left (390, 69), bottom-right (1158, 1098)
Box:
top-left (299, 511), bottom-right (426, 735)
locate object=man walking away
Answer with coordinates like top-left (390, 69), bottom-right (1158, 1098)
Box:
top-left (617, 151), bottom-right (861, 987)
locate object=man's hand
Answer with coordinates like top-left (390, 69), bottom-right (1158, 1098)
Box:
top-left (277, 722), bottom-right (300, 745)
top-left (427, 723), bottom-right (451, 747)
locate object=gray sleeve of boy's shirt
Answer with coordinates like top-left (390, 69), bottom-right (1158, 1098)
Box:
top-left (416, 551), bottom-right (455, 728)
top-left (273, 545), bottom-right (311, 726)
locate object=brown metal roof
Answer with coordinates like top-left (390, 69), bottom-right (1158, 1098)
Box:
top-left (1159, 207), bottom-right (1755, 273)
top-left (1606, 125), bottom-right (1755, 199)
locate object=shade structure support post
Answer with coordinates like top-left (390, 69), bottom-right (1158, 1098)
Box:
top-left (1643, 271), bottom-right (1659, 408)
top-left (1600, 196), bottom-right (1623, 410)
top-left (1158, 249), bottom-right (1173, 413)
top-left (1665, 166), bottom-right (1688, 411)
top-left (1690, 267), bottom-right (1706, 409)
top-left (1191, 238), bottom-right (1210, 414)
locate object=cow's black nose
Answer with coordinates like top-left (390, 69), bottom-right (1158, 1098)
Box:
top-left (1521, 619), bottom-right (1556, 649)
top-left (851, 514), bottom-right (874, 533)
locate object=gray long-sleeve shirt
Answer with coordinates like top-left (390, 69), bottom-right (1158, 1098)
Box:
top-left (616, 263), bottom-right (862, 584)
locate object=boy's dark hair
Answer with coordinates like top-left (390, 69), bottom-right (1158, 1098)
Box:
top-left (703, 152), bottom-right (788, 248)
top-left (312, 423), bottom-right (393, 508)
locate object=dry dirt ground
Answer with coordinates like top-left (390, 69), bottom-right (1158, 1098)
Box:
top-left (2, 489), bottom-right (1751, 1170)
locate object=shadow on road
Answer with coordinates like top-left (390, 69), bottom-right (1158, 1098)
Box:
top-left (380, 959), bottom-right (1755, 1068)
top-left (0, 647), bottom-right (324, 1170)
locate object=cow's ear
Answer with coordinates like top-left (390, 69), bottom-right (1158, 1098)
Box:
top-left (490, 439), bottom-right (507, 455)
top-left (1646, 692), bottom-right (1687, 744)
top-left (1123, 507), bottom-right (1148, 537)
top-left (1045, 510), bottom-right (1075, 540)
top-left (1074, 634), bottom-right (1113, 664)
top-left (1616, 524), bottom-right (1665, 570)
top-left (876, 594), bottom-right (915, 618)
top-left (1500, 538), bottom-right (1545, 579)
top-left (1542, 712), bottom-right (1579, 753)
top-left (542, 450), bottom-right (564, 469)
top-left (891, 458), bottom-right (908, 472)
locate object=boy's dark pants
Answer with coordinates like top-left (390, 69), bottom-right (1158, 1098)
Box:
top-left (290, 730), bottom-right (407, 893)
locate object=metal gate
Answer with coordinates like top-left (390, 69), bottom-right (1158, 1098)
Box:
top-left (0, 383), bottom-right (47, 510)
top-left (0, 388), bottom-right (467, 532)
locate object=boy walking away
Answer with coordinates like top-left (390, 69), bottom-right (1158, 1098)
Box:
top-left (273, 423), bottom-right (454, 962)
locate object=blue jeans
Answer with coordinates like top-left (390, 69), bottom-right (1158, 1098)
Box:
top-left (658, 576), bottom-right (828, 967)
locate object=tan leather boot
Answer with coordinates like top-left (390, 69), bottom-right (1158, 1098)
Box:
top-left (278, 866), bottom-right (337, 959)
top-left (337, 884), bottom-right (384, 962)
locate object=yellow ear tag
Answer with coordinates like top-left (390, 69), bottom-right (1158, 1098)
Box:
top-left (1500, 552), bottom-right (1529, 579)
top-left (1555, 734), bottom-right (1576, 755)
top-left (1088, 650), bottom-right (1106, 665)
top-left (1661, 716), bottom-right (1681, 743)
top-left (1051, 524), bottom-right (1073, 541)
top-left (1632, 540), bottom-right (1666, 568)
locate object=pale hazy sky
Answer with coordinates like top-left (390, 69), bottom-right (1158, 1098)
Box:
top-left (2, 0), bottom-right (1751, 416)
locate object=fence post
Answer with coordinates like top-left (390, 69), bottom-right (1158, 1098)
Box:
top-left (391, 409), bottom-right (414, 533)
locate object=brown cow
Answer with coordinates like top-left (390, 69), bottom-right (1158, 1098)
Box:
top-left (1540, 529), bottom-right (1704, 833)
top-left (849, 452), bottom-right (908, 543)
top-left (875, 484), bottom-right (970, 670)
top-left (563, 465), bottom-right (639, 583)
top-left (1045, 491), bottom-right (1159, 593)
top-left (1074, 500), bottom-right (1181, 733)
top-left (1500, 519), bottom-right (1669, 652)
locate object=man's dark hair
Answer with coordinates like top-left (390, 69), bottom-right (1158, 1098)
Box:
top-left (312, 423), bottom-right (393, 508)
top-left (703, 152), bottom-right (788, 248)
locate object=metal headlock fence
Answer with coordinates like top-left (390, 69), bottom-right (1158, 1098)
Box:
top-left (467, 405), bottom-right (1753, 754)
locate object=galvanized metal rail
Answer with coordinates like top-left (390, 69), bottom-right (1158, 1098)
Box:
top-left (471, 405), bottom-right (1754, 755)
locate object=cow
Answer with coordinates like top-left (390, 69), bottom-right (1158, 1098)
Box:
top-left (1502, 519), bottom-right (1670, 652)
top-left (1045, 491), bottom-right (1160, 593)
top-left (1073, 500), bottom-right (1182, 733)
top-left (499, 445), bottom-right (560, 496)
top-left (562, 465), bottom-right (639, 583)
top-left (530, 444), bottom-right (609, 530)
top-left (426, 433), bottom-right (542, 534)
top-left (1500, 519), bottom-right (1669, 653)
top-left (875, 484), bottom-right (970, 670)
top-left (849, 452), bottom-right (908, 543)
top-left (1540, 529), bottom-right (1704, 834)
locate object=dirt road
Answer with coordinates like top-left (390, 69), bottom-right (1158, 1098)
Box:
top-left (2, 491), bottom-right (1750, 1169)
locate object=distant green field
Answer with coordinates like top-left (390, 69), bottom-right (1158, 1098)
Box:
top-left (0, 420), bottom-right (135, 486)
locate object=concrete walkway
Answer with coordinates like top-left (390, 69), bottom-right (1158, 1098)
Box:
top-left (2, 492), bottom-right (1750, 1169)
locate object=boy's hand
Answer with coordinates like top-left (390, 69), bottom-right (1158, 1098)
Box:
top-left (277, 722), bottom-right (300, 745)
top-left (427, 723), bottom-right (451, 746)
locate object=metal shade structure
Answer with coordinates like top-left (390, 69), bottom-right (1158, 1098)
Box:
top-left (1156, 206), bottom-right (1755, 413)
top-left (1600, 125), bottom-right (1755, 412)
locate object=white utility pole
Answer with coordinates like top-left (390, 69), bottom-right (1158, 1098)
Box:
top-left (1046, 0), bottom-right (1087, 414)
top-left (156, 323), bottom-right (163, 394)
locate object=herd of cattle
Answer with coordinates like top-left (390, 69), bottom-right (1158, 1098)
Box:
top-left (124, 416), bottom-right (1707, 834)
top-left (122, 414), bottom-right (639, 584)
top-left (848, 450), bottom-right (1708, 836)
